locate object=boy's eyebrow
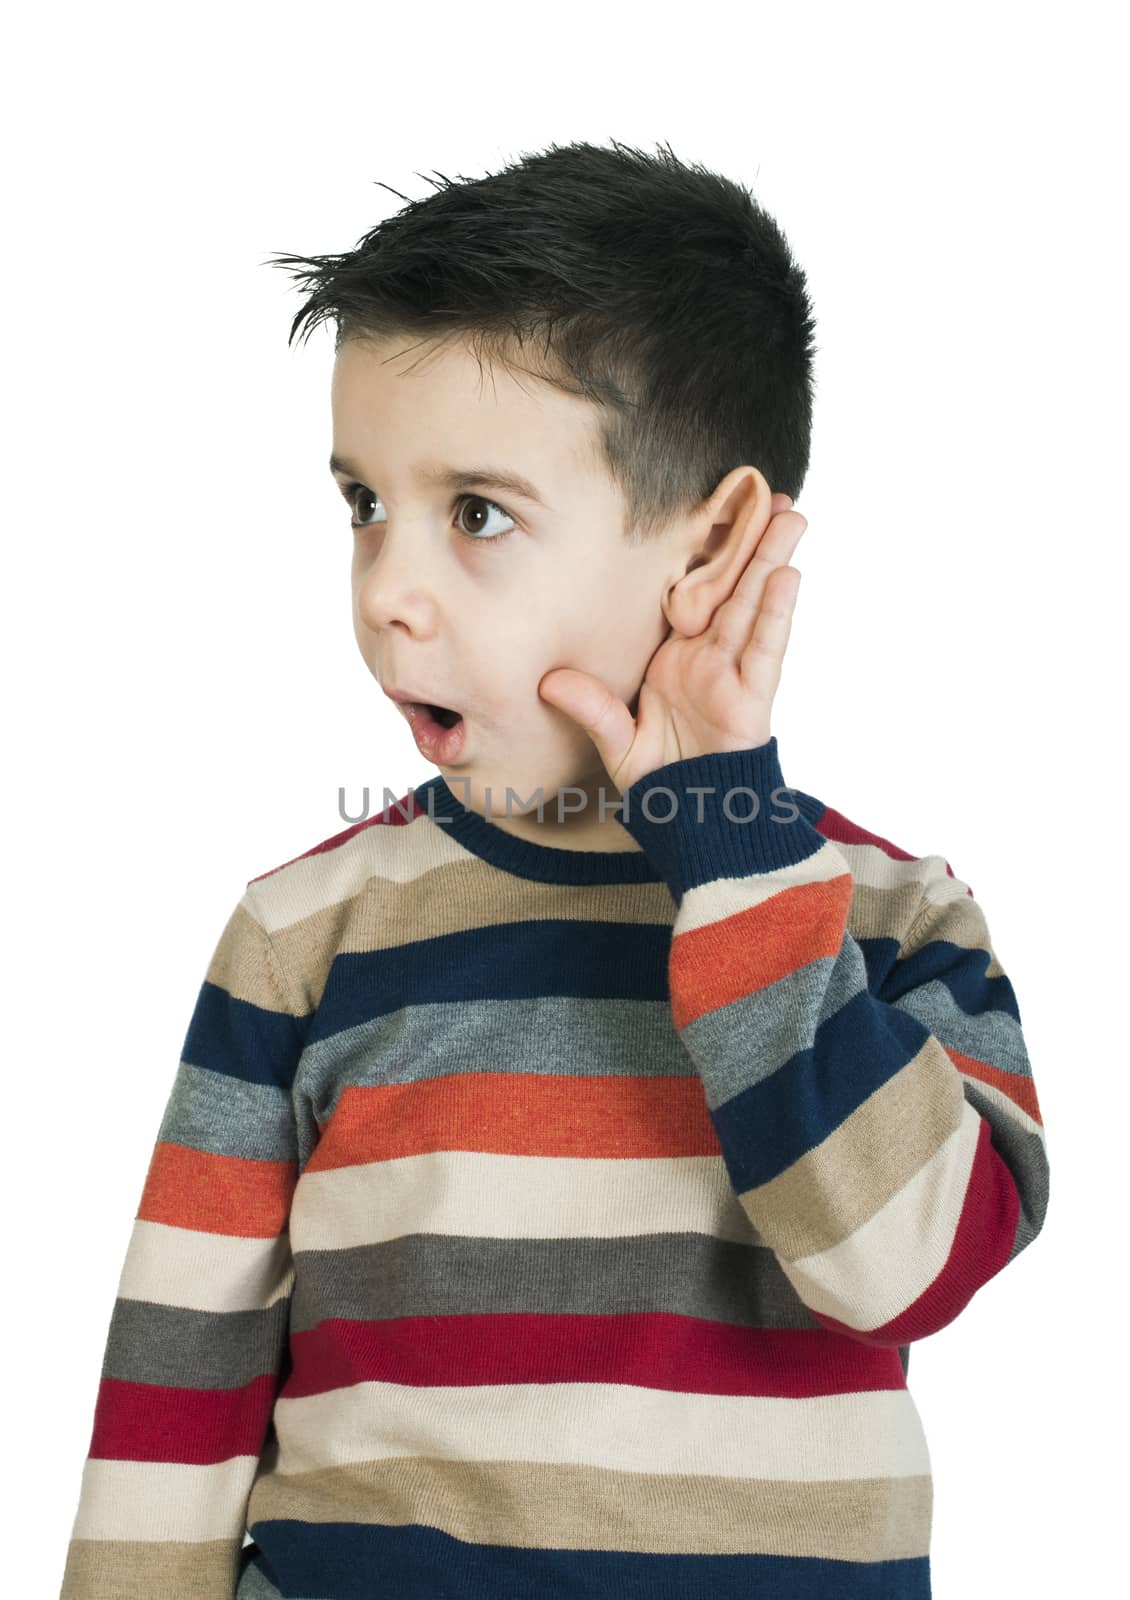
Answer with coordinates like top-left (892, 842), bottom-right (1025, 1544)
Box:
top-left (328, 452), bottom-right (552, 511)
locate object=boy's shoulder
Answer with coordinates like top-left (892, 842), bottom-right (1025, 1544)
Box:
top-left (236, 782), bottom-right (450, 999)
top-left (248, 782), bottom-right (434, 887)
top-left (797, 784), bottom-right (974, 943)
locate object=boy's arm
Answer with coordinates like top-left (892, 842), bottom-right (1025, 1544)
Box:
top-left (619, 736), bottom-right (1050, 1347)
top-left (60, 882), bottom-right (308, 1599)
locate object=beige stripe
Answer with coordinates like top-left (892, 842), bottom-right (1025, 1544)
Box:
top-left (737, 1035), bottom-right (968, 1261)
top-left (67, 1455), bottom-right (258, 1540)
top-left (250, 789), bottom-right (966, 941)
top-left (205, 897), bottom-right (284, 1012)
top-left (60, 1537), bottom-right (239, 1598)
top-left (903, 858), bottom-right (975, 914)
top-left (290, 1151), bottom-right (758, 1252)
top-left (829, 839), bottom-right (975, 933)
top-left (270, 1378), bottom-right (932, 1482)
top-left (839, 845), bottom-right (949, 930)
top-left (776, 1097), bottom-right (983, 1331)
top-left (835, 842), bottom-right (956, 897)
top-left (116, 1220), bottom-right (294, 1313)
top-left (252, 857), bottom-right (677, 1013)
top-left (900, 885), bottom-right (1004, 972)
top-left (249, 1453), bottom-right (932, 1561)
top-left (248, 804), bottom-right (983, 995)
top-left (247, 802), bottom-right (640, 936)
top-left (675, 837), bottom-right (851, 932)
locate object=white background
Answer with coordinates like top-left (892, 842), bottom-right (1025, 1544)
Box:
top-left (5, 2), bottom-right (1125, 1594)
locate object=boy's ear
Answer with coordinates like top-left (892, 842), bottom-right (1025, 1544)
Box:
top-left (663, 466), bottom-right (781, 638)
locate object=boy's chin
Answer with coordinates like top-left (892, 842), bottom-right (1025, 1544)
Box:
top-left (465, 756), bottom-right (606, 810)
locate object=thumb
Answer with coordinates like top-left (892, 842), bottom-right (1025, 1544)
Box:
top-left (538, 667), bottom-right (637, 781)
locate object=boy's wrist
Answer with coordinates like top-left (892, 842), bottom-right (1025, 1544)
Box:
top-left (617, 736), bottom-right (823, 893)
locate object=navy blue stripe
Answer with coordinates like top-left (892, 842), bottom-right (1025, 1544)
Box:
top-left (248, 1518), bottom-right (931, 1599)
top-left (879, 937), bottom-right (1021, 1023)
top-left (423, 741), bottom-right (827, 891)
top-left (619, 737), bottom-right (829, 899)
top-left (309, 919), bottom-right (674, 1045)
top-left (857, 933), bottom-right (907, 993)
top-left (181, 981), bottom-right (308, 1091)
top-left (710, 988), bottom-right (930, 1191)
top-left (422, 774), bottom-right (664, 885)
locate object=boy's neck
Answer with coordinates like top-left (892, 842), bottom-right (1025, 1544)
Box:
top-left (475, 772), bottom-right (643, 854)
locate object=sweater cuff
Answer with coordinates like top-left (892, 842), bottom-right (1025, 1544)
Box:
top-left (617, 736), bottom-right (825, 898)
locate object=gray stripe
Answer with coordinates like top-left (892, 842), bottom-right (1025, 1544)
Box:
top-left (291, 1230), bottom-right (820, 1336)
top-left (101, 1295), bottom-right (291, 1388)
top-left (157, 1061), bottom-right (299, 1163)
top-left (96, 1233), bottom-right (832, 1390)
top-left (235, 1549), bottom-right (285, 1599)
top-left (298, 995), bottom-right (698, 1124)
top-left (963, 1079), bottom-right (1051, 1250)
top-left (682, 951), bottom-right (855, 1110)
top-left (888, 979), bottom-right (1032, 1077)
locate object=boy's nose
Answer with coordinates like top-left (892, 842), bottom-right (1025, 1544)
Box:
top-left (355, 556), bottom-right (443, 637)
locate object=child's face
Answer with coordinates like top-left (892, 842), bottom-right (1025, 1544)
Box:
top-left (331, 332), bottom-right (693, 817)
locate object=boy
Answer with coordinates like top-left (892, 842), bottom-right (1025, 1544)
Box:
top-left (60, 138), bottom-right (1049, 1599)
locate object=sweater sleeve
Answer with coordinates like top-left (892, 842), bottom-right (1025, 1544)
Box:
top-left (618, 736), bottom-right (1051, 1348)
top-left (60, 882), bottom-right (307, 1599)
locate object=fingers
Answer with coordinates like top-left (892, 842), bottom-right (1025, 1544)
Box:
top-left (756, 509), bottom-right (806, 568)
top-left (737, 565), bottom-right (801, 706)
top-left (748, 491), bottom-right (798, 563)
top-left (538, 667), bottom-right (637, 783)
top-left (711, 511), bottom-right (806, 657)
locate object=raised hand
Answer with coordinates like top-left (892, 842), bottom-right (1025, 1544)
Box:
top-left (538, 487), bottom-right (806, 791)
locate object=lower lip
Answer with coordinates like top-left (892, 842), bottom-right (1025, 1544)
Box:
top-left (399, 702), bottom-right (468, 763)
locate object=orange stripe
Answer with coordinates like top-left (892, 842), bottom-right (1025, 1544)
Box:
top-left (947, 1047), bottom-right (1044, 1125)
top-left (307, 1072), bottom-right (722, 1172)
top-left (137, 1143), bottom-right (297, 1236)
top-left (670, 873), bottom-right (852, 1029)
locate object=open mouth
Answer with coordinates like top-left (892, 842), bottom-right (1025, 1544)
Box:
top-left (421, 702), bottom-right (462, 729)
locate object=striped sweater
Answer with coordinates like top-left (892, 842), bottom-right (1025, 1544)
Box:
top-left (60, 736), bottom-right (1050, 1600)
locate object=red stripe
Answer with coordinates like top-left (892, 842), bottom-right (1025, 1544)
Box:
top-left (810, 804), bottom-right (919, 861)
top-left (89, 1373), bottom-right (278, 1463)
top-left (812, 1116), bottom-right (1021, 1346)
top-left (281, 1313), bottom-right (907, 1401)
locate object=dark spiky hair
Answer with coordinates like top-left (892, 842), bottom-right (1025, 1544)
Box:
top-left (263, 137), bottom-right (818, 542)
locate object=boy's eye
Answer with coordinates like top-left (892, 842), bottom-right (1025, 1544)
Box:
top-left (339, 483), bottom-right (516, 545)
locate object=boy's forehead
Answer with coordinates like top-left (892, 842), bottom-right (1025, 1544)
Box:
top-left (333, 331), bottom-right (560, 417)
top-left (330, 335), bottom-right (610, 501)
